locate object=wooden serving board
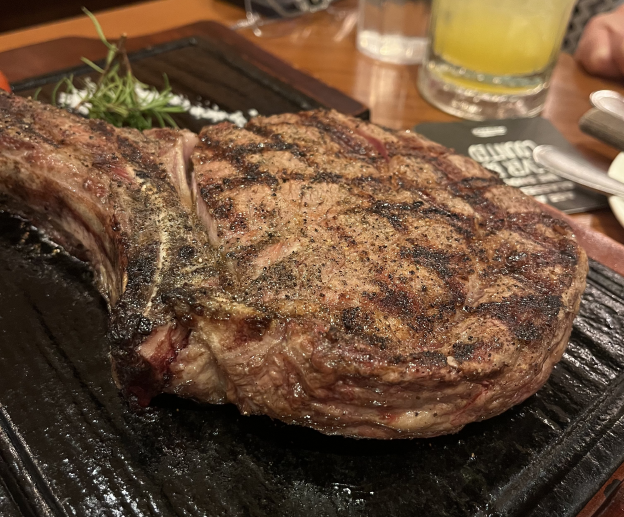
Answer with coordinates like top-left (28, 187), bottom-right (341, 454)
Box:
top-left (0, 21), bottom-right (368, 117)
top-left (1, 21), bottom-right (624, 517)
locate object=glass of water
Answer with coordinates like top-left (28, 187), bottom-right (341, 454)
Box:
top-left (357, 0), bottom-right (432, 64)
top-left (418, 0), bottom-right (576, 120)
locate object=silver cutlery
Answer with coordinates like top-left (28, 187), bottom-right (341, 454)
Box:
top-left (533, 145), bottom-right (624, 198)
top-left (579, 90), bottom-right (624, 151)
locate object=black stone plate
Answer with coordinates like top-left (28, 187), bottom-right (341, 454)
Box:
top-left (1, 33), bottom-right (624, 517)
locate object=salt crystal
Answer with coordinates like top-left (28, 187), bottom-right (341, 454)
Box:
top-left (56, 83), bottom-right (256, 128)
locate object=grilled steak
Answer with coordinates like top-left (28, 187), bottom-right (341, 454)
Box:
top-left (0, 91), bottom-right (222, 405)
top-left (0, 92), bottom-right (587, 438)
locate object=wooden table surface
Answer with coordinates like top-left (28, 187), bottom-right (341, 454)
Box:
top-left (1, 1), bottom-right (624, 515)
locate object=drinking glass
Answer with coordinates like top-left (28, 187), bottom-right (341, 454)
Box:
top-left (357, 0), bottom-right (432, 64)
top-left (418, 0), bottom-right (576, 120)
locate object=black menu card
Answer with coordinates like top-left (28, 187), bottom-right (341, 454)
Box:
top-left (414, 117), bottom-right (607, 214)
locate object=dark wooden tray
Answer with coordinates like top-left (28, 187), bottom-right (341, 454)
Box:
top-left (4, 21), bottom-right (368, 121)
top-left (1, 22), bottom-right (624, 517)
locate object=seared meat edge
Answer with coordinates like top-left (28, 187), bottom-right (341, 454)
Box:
top-left (0, 92), bottom-right (588, 438)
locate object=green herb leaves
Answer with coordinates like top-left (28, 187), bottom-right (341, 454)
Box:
top-left (52, 8), bottom-right (186, 130)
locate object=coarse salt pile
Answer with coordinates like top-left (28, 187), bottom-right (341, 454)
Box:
top-left (169, 93), bottom-right (258, 127)
top-left (58, 82), bottom-right (258, 127)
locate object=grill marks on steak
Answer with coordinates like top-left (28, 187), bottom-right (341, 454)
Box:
top-left (180, 110), bottom-right (586, 437)
top-left (0, 93), bottom-right (587, 438)
top-left (192, 111), bottom-right (577, 356)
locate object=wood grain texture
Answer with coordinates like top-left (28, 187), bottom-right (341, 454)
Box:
top-left (578, 476), bottom-right (624, 517)
top-left (578, 462), bottom-right (624, 517)
top-left (0, 0), bottom-right (244, 53)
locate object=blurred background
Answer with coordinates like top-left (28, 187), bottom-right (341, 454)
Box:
top-left (0, 0), bottom-right (143, 33)
top-left (1, 0), bottom-right (621, 54)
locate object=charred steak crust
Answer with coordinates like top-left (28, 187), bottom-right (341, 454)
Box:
top-left (0, 92), bottom-right (587, 439)
top-left (184, 111), bottom-right (587, 438)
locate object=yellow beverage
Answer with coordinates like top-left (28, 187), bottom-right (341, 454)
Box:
top-left (433, 0), bottom-right (572, 78)
top-left (418, 0), bottom-right (576, 119)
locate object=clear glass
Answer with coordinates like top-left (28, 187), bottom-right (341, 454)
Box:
top-left (357, 0), bottom-right (432, 64)
top-left (418, 0), bottom-right (576, 120)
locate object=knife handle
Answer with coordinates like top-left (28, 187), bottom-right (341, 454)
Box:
top-left (533, 145), bottom-right (624, 198)
top-left (579, 108), bottom-right (624, 152)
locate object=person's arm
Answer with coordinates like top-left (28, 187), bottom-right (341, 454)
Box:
top-left (574, 3), bottom-right (624, 80)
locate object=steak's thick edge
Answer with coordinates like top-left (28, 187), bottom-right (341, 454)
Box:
top-left (174, 110), bottom-right (588, 438)
top-left (0, 91), bottom-right (225, 406)
top-left (0, 92), bottom-right (588, 438)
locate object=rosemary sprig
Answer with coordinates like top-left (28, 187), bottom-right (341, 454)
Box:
top-left (51, 8), bottom-right (186, 130)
